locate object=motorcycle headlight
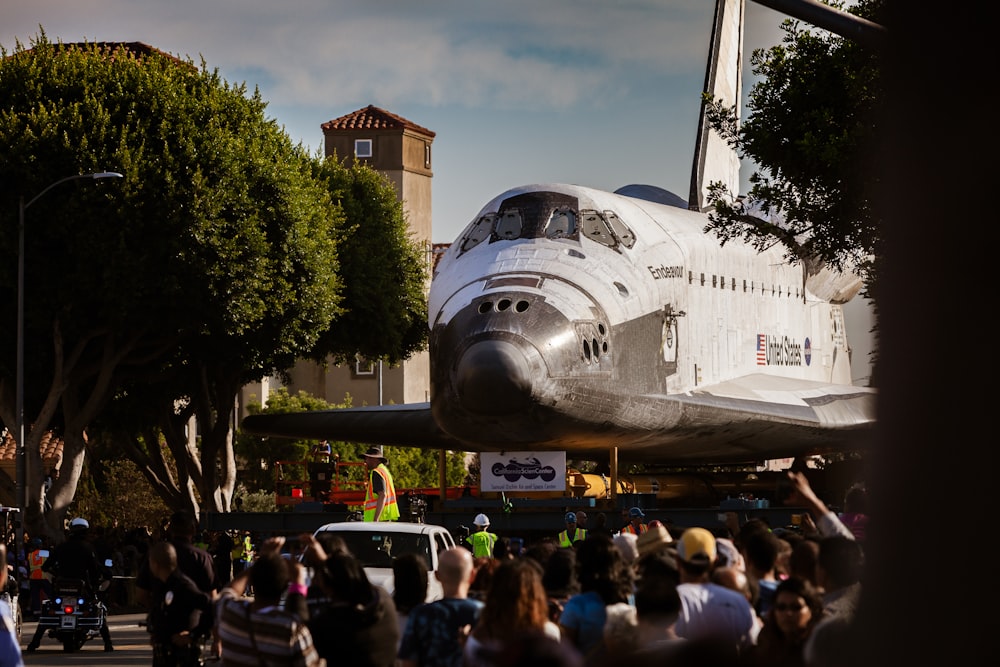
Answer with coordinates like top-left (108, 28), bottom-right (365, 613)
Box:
top-left (78, 598), bottom-right (85, 606)
top-left (54, 597), bottom-right (62, 605)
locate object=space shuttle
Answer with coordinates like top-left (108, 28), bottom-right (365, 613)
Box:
top-left (242, 0), bottom-right (876, 465)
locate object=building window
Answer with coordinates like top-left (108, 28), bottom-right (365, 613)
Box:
top-left (354, 357), bottom-right (375, 376)
top-left (424, 142), bottom-right (432, 168)
top-left (355, 139), bottom-right (373, 158)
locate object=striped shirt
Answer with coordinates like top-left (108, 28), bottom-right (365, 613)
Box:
top-left (216, 588), bottom-right (324, 667)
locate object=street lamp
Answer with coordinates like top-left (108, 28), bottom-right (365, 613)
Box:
top-left (15, 171), bottom-right (123, 552)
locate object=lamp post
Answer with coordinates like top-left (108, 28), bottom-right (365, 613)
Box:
top-left (15, 171), bottom-right (123, 553)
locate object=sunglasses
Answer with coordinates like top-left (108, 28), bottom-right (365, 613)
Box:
top-left (774, 603), bottom-right (806, 613)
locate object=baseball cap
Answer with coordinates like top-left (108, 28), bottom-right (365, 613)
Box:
top-left (628, 507), bottom-right (645, 519)
top-left (565, 512), bottom-right (577, 523)
top-left (676, 527), bottom-right (717, 564)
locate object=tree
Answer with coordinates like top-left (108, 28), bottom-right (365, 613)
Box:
top-left (308, 157), bottom-right (430, 365)
top-left (0, 34), bottom-right (343, 538)
top-left (703, 0), bottom-right (885, 289)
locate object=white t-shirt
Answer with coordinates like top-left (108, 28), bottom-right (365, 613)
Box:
top-left (675, 582), bottom-right (758, 649)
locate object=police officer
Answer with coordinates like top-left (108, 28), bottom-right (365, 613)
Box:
top-left (147, 542), bottom-right (213, 667)
top-left (465, 514), bottom-right (498, 557)
top-left (27, 517), bottom-right (113, 652)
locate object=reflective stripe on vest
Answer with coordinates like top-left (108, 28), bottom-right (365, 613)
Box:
top-left (363, 464), bottom-right (399, 521)
top-left (466, 531), bottom-right (497, 558)
top-left (620, 523), bottom-right (648, 535)
top-left (29, 551), bottom-right (46, 579)
top-left (557, 528), bottom-right (587, 548)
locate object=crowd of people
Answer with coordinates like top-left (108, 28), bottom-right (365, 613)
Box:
top-left (0, 467), bottom-right (867, 667)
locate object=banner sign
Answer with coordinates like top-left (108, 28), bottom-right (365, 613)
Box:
top-left (480, 451), bottom-right (567, 492)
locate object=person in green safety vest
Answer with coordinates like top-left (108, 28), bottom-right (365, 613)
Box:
top-left (465, 514), bottom-right (498, 558)
top-left (558, 512), bottom-right (587, 548)
top-left (362, 445), bottom-right (400, 522)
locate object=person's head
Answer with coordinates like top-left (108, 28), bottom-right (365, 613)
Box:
top-left (843, 484), bottom-right (868, 515)
top-left (628, 507), bottom-right (645, 526)
top-left (789, 536), bottom-right (821, 587)
top-left (576, 534), bottom-right (634, 604)
top-left (769, 576), bottom-right (824, 640)
top-left (636, 524), bottom-right (673, 561)
top-left (362, 445), bottom-right (388, 470)
top-left (711, 566), bottom-right (754, 606)
top-left (575, 511), bottom-right (588, 527)
top-left (149, 541), bottom-right (178, 582)
top-left (676, 527), bottom-right (718, 581)
top-left (477, 558), bottom-right (549, 642)
top-left (613, 532), bottom-right (639, 567)
top-left (68, 516), bottom-right (90, 539)
top-left (603, 602), bottom-right (639, 654)
top-left (474, 513), bottom-right (491, 531)
top-left (249, 552), bottom-right (290, 603)
top-left (817, 535), bottom-right (864, 591)
top-left (541, 546), bottom-right (579, 598)
top-left (564, 512), bottom-right (577, 529)
top-left (318, 550), bottom-right (374, 605)
top-left (437, 546), bottom-right (475, 595)
top-left (392, 552), bottom-right (429, 612)
top-left (167, 510), bottom-right (198, 542)
top-left (743, 530), bottom-right (781, 577)
top-left (469, 556), bottom-right (500, 600)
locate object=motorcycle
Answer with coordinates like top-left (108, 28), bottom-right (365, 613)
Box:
top-left (33, 559), bottom-right (112, 652)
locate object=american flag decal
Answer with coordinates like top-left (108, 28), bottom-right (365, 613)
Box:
top-left (756, 334), bottom-right (767, 365)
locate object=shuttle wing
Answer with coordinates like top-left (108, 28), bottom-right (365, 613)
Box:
top-left (241, 374), bottom-right (875, 464)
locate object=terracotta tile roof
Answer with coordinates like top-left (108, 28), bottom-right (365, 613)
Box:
top-left (321, 105), bottom-right (435, 138)
top-left (0, 429), bottom-right (64, 471)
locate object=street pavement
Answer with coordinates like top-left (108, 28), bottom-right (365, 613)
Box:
top-left (21, 611), bottom-right (156, 666)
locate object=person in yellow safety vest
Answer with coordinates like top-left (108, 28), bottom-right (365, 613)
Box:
top-left (27, 537), bottom-right (52, 617)
top-left (465, 514), bottom-right (498, 557)
top-left (619, 507), bottom-right (649, 536)
top-left (362, 445), bottom-right (399, 522)
top-left (558, 512), bottom-right (588, 548)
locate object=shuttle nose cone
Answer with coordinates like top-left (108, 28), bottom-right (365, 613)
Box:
top-left (455, 340), bottom-right (531, 415)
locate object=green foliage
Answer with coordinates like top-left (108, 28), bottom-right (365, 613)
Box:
top-left (310, 158), bottom-right (429, 366)
top-left (68, 459), bottom-right (171, 531)
top-left (237, 387), bottom-right (468, 497)
top-left (233, 484), bottom-right (278, 513)
top-left (703, 0), bottom-right (885, 287)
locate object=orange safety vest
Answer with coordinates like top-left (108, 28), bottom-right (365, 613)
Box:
top-left (620, 523), bottom-right (648, 536)
top-left (363, 464), bottom-right (399, 521)
top-left (29, 550), bottom-right (47, 580)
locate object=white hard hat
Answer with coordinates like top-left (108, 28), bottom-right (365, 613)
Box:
top-left (473, 513), bottom-right (490, 527)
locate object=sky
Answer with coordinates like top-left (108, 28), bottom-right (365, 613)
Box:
top-left (1, 0), bottom-right (873, 383)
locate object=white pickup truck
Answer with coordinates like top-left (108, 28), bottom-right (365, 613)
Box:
top-left (312, 521), bottom-right (458, 602)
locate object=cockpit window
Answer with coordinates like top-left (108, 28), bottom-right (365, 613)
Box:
top-left (580, 210), bottom-right (616, 249)
top-left (495, 209), bottom-right (523, 240)
top-left (544, 207), bottom-right (577, 239)
top-left (461, 214), bottom-right (495, 251)
top-left (454, 191), bottom-right (637, 257)
top-left (605, 211), bottom-right (636, 248)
